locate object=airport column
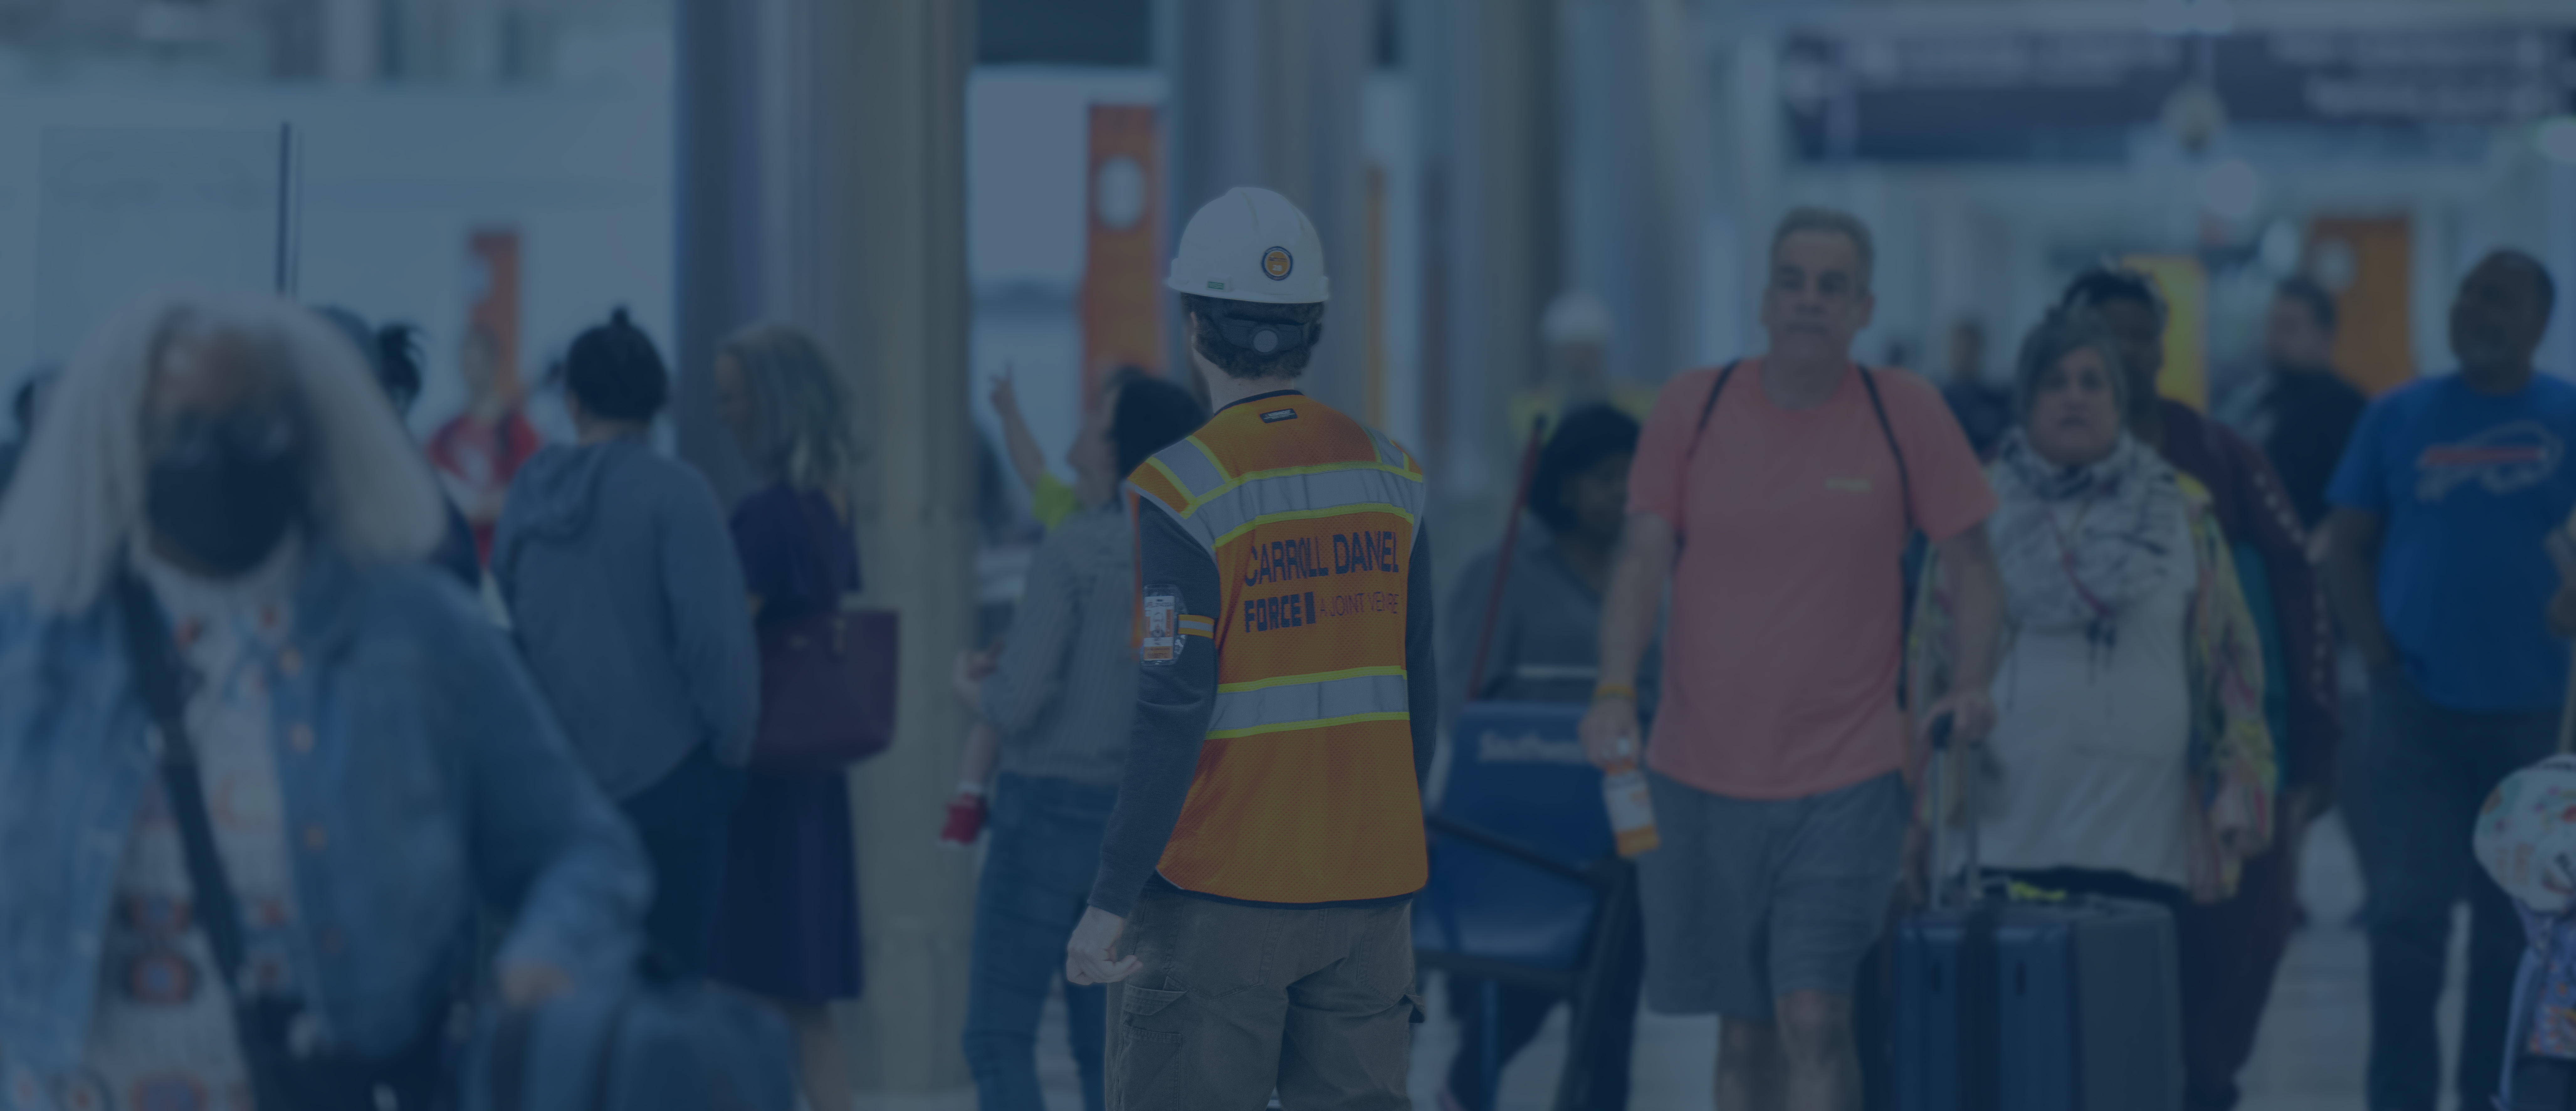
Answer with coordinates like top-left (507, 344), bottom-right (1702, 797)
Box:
top-left (1559, 0), bottom-right (1705, 387)
top-left (675, 0), bottom-right (978, 1094)
top-left (1407, 0), bottom-right (1559, 580)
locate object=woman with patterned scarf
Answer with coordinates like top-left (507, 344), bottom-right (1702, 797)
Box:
top-left (1911, 309), bottom-right (2276, 912)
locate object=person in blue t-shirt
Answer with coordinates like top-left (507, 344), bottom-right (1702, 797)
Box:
top-left (2326, 249), bottom-right (2570, 1111)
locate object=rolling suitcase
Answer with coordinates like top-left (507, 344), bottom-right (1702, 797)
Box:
top-left (1892, 720), bottom-right (2185, 1111)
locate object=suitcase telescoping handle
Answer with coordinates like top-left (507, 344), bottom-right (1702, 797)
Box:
top-left (1925, 715), bottom-right (1981, 911)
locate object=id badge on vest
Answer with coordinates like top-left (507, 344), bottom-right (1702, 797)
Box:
top-left (1141, 584), bottom-right (1185, 665)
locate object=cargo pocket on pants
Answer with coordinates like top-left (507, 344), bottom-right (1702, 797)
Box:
top-left (1117, 985), bottom-right (1188, 1096)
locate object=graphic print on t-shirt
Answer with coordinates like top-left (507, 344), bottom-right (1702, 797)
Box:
top-left (2414, 419), bottom-right (2564, 503)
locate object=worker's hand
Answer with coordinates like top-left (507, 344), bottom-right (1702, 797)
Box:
top-left (1578, 696), bottom-right (1642, 772)
top-left (1066, 906), bottom-right (1141, 985)
top-left (497, 961), bottom-right (573, 1008)
top-left (1920, 690), bottom-right (1996, 746)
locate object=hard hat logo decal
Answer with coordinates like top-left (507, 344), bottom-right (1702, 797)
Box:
top-left (1262, 247), bottom-right (1294, 281)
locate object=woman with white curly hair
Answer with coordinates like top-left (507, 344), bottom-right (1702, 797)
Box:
top-left (0, 297), bottom-right (648, 1109)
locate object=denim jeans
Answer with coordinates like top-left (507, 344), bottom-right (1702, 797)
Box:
top-left (2361, 671), bottom-right (2559, 1111)
top-left (965, 774), bottom-right (1116, 1111)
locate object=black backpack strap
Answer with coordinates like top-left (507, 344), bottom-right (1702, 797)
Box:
top-left (1671, 361), bottom-right (1742, 558)
top-left (1855, 366), bottom-right (1916, 534)
top-left (1683, 359), bottom-right (1743, 462)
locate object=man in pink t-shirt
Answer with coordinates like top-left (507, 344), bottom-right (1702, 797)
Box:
top-left (1579, 208), bottom-right (2005, 1109)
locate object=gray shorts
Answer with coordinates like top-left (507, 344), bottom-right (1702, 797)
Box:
top-left (1636, 769), bottom-right (1907, 1020)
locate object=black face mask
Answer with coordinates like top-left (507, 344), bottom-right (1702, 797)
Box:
top-left (146, 418), bottom-right (304, 576)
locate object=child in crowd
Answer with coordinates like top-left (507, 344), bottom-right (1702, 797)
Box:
top-left (937, 365), bottom-right (1160, 847)
top-left (942, 647), bottom-right (1006, 846)
top-left (2474, 754), bottom-right (2576, 1109)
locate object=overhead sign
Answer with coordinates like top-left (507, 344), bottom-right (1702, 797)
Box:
top-left (1784, 28), bottom-right (2576, 161)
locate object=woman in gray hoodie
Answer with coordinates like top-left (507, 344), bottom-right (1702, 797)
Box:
top-left (492, 309), bottom-right (759, 973)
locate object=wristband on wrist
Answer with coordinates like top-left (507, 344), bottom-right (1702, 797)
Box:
top-left (1592, 683), bottom-right (1638, 703)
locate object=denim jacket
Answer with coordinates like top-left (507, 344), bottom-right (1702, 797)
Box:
top-left (0, 543), bottom-right (649, 1077)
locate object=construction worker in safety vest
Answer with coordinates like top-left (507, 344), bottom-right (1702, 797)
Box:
top-left (1066, 186), bottom-right (1438, 1109)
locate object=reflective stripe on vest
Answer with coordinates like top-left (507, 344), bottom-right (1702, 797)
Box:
top-left (1128, 393), bottom-right (1429, 905)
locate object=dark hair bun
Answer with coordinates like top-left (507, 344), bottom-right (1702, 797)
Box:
top-left (567, 307), bottom-right (668, 422)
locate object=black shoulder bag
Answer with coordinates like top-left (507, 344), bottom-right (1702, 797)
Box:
top-left (114, 571), bottom-right (445, 1110)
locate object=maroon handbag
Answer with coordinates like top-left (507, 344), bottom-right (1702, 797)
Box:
top-left (749, 604), bottom-right (899, 772)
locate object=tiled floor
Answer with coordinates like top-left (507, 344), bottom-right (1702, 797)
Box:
top-left (862, 814), bottom-right (2471, 1109)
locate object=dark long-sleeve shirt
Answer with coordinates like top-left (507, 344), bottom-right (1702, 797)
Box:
top-left (2252, 367), bottom-right (2369, 531)
top-left (1086, 503), bottom-right (1437, 918)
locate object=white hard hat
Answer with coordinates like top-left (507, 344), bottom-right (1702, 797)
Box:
top-left (1166, 187), bottom-right (1329, 305)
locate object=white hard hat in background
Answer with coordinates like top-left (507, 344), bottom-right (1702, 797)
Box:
top-left (1167, 187), bottom-right (1329, 305)
top-left (1542, 291), bottom-right (1614, 348)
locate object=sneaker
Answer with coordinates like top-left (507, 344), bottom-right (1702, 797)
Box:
top-left (936, 793), bottom-right (987, 848)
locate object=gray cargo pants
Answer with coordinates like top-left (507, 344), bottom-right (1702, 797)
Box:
top-left (1105, 886), bottom-right (1424, 1109)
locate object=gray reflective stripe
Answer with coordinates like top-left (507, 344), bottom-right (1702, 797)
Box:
top-left (1153, 438), bottom-right (1229, 500)
top-left (1179, 464), bottom-right (1428, 548)
top-left (1208, 672), bottom-right (1411, 735)
top-left (1514, 664), bottom-right (1598, 682)
top-left (1365, 428), bottom-right (1410, 471)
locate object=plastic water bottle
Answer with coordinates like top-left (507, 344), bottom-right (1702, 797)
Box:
top-left (1602, 736), bottom-right (1660, 857)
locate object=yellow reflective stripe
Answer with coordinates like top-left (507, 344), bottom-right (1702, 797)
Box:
top-left (1178, 614), bottom-right (1217, 639)
top-left (1209, 503), bottom-right (1417, 550)
top-left (1138, 457), bottom-right (1192, 509)
top-left (1204, 711), bottom-right (1411, 741)
top-left (1176, 460), bottom-right (1423, 518)
top-left (1217, 664), bottom-right (1407, 694)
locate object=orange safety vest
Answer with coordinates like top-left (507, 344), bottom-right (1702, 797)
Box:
top-left (1127, 392), bottom-right (1430, 905)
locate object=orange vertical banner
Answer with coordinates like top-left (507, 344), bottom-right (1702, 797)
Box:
top-left (2307, 215), bottom-right (2416, 396)
top-left (467, 229), bottom-right (524, 401)
top-left (1081, 104), bottom-right (1164, 405)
